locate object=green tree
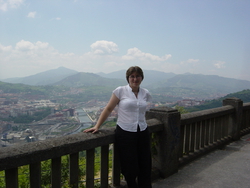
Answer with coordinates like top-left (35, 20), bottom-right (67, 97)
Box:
top-left (174, 105), bottom-right (189, 114)
top-left (0, 171), bottom-right (5, 188)
top-left (18, 165), bottom-right (30, 188)
top-left (0, 148), bottom-right (113, 187)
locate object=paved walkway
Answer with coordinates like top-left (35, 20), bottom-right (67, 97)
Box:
top-left (152, 134), bottom-right (250, 188)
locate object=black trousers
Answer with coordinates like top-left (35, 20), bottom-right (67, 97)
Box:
top-left (115, 125), bottom-right (152, 188)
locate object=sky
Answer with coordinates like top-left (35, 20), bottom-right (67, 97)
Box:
top-left (0, 0), bottom-right (250, 81)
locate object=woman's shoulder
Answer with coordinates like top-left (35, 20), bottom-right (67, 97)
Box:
top-left (140, 87), bottom-right (150, 93)
top-left (114, 85), bottom-right (128, 91)
top-left (140, 87), bottom-right (152, 101)
top-left (113, 85), bottom-right (128, 94)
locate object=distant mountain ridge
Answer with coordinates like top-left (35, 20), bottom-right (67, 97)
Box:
top-left (2, 67), bottom-right (78, 86)
top-left (1, 66), bottom-right (250, 99)
top-left (97, 69), bottom-right (176, 86)
top-left (53, 72), bottom-right (126, 87)
top-left (187, 89), bottom-right (250, 112)
top-left (149, 74), bottom-right (250, 95)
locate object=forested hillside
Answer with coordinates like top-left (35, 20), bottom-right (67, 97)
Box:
top-left (2, 67), bottom-right (250, 100)
top-left (186, 89), bottom-right (250, 112)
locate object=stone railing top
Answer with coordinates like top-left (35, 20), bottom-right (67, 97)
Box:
top-left (181, 105), bottom-right (234, 125)
top-left (0, 128), bottom-right (115, 171)
top-left (149, 106), bottom-right (178, 113)
top-left (0, 118), bottom-right (163, 171)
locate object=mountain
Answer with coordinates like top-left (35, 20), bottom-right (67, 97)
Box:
top-left (53, 72), bottom-right (126, 87)
top-left (97, 69), bottom-right (176, 86)
top-left (97, 70), bottom-right (126, 79)
top-left (2, 67), bottom-right (250, 100)
top-left (2, 67), bottom-right (78, 86)
top-left (147, 74), bottom-right (250, 98)
top-left (186, 89), bottom-right (250, 112)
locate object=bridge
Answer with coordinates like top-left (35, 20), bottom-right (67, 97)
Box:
top-left (0, 97), bottom-right (249, 188)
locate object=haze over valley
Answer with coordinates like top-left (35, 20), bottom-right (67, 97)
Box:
top-left (2, 66), bottom-right (250, 100)
top-left (1, 67), bottom-right (250, 147)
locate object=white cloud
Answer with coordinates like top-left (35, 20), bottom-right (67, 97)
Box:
top-left (15, 40), bottom-right (34, 50)
top-left (35, 41), bottom-right (49, 49)
top-left (90, 40), bottom-right (119, 55)
top-left (1, 40), bottom-right (241, 81)
top-left (0, 40), bottom-right (175, 78)
top-left (122, 47), bottom-right (171, 61)
top-left (27, 11), bottom-right (36, 18)
top-left (0, 44), bottom-right (12, 52)
top-left (0, 40), bottom-right (78, 79)
top-left (2, 40), bottom-right (56, 65)
top-left (15, 40), bottom-right (49, 51)
top-left (214, 61), bottom-right (226, 69)
top-left (0, 0), bottom-right (24, 11)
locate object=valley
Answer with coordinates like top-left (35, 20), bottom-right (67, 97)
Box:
top-left (1, 67), bottom-right (250, 148)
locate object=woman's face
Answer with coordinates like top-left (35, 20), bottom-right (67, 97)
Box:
top-left (128, 72), bottom-right (142, 88)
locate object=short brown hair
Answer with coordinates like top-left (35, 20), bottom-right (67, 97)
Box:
top-left (126, 66), bottom-right (144, 83)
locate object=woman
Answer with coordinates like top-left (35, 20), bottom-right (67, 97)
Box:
top-left (84, 66), bottom-right (152, 188)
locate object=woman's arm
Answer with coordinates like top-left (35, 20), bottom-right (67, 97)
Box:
top-left (83, 93), bottom-right (119, 133)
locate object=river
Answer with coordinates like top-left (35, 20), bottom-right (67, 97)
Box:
top-left (75, 108), bottom-right (93, 129)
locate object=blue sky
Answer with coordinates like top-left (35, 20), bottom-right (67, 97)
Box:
top-left (0, 0), bottom-right (250, 81)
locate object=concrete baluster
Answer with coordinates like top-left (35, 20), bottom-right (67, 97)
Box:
top-left (146, 106), bottom-right (181, 178)
top-left (223, 97), bottom-right (243, 141)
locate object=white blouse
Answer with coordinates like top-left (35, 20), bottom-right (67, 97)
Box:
top-left (113, 84), bottom-right (152, 132)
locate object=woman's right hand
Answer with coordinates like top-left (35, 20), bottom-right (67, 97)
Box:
top-left (83, 126), bottom-right (99, 134)
top-left (83, 93), bottom-right (119, 134)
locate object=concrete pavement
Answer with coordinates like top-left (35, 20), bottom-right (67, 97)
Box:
top-left (152, 134), bottom-right (250, 188)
